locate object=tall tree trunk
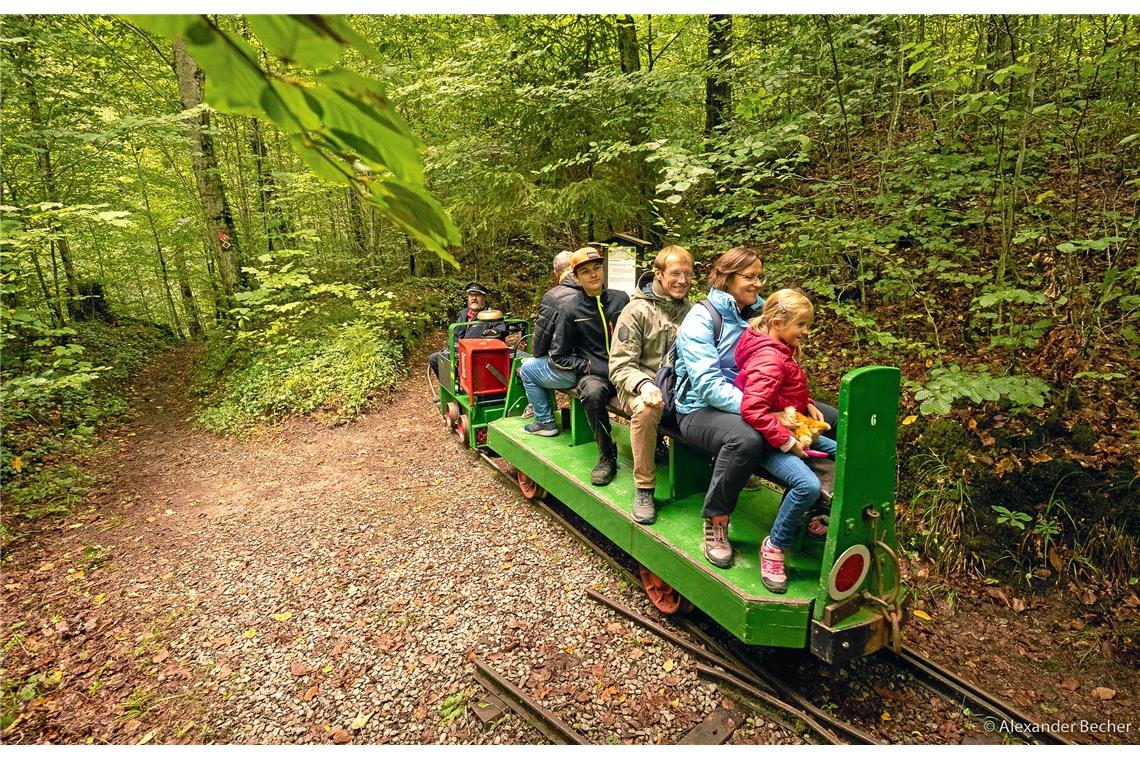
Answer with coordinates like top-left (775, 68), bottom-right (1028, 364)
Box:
top-left (616, 14), bottom-right (640, 75)
top-left (704, 15), bottom-right (733, 136)
top-left (821, 15), bottom-right (853, 162)
top-left (615, 14), bottom-right (656, 243)
top-left (173, 248), bottom-right (204, 338)
top-left (346, 188), bottom-right (367, 263)
top-left (131, 144), bottom-right (184, 339)
top-left (250, 116), bottom-right (292, 251)
top-left (13, 30), bottom-right (80, 317)
top-left (172, 36), bottom-right (243, 311)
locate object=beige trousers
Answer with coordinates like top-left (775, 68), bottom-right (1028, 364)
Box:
top-left (615, 388), bottom-right (664, 490)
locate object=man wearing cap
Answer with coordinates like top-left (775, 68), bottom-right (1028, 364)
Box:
top-left (519, 247), bottom-right (630, 487)
top-left (429, 281), bottom-right (507, 383)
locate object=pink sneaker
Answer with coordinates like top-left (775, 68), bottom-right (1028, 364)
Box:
top-left (760, 536), bottom-right (788, 594)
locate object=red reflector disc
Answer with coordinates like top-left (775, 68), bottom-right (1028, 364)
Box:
top-left (828, 544), bottom-right (871, 601)
top-left (834, 554), bottom-right (866, 593)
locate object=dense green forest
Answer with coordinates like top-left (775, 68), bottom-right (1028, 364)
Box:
top-left (2, 14), bottom-right (1137, 591)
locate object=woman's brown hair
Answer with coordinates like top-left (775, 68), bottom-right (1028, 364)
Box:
top-left (707, 246), bottom-right (762, 290)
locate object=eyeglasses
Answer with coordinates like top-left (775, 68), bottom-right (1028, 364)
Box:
top-left (736, 273), bottom-right (766, 286)
top-left (665, 271), bottom-right (694, 281)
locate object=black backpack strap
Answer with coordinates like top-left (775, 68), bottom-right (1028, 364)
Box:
top-left (701, 299), bottom-right (723, 346)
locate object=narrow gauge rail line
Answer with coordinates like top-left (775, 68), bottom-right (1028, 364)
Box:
top-left (480, 452), bottom-right (874, 745)
top-left (588, 589), bottom-right (850, 745)
top-left (886, 646), bottom-right (1075, 745)
top-left (471, 657), bottom-right (587, 745)
top-left (481, 451), bottom-right (1081, 746)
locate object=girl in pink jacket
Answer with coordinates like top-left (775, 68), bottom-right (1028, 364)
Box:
top-left (734, 289), bottom-right (835, 593)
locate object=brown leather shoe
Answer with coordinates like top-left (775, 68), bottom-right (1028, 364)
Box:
top-left (703, 515), bottom-right (733, 568)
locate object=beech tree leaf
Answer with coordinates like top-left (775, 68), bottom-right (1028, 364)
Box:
top-left (246, 16), bottom-right (343, 68)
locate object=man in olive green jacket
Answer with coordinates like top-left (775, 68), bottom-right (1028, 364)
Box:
top-left (609, 246), bottom-right (694, 524)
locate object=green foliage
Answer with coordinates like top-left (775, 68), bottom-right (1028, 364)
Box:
top-left (992, 505), bottom-right (1032, 531)
top-left (130, 14), bottom-right (461, 263)
top-left (1, 253), bottom-right (172, 522)
top-left (197, 320), bottom-right (402, 432)
top-left (914, 364), bottom-right (1051, 415)
top-left (194, 247), bottom-right (452, 433)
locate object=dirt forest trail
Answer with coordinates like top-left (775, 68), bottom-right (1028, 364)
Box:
top-left (0, 343), bottom-right (612, 744)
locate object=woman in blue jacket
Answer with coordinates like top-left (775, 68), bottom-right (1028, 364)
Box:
top-left (674, 247), bottom-right (765, 568)
top-left (675, 247), bottom-right (838, 569)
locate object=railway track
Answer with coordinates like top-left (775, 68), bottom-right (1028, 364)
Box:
top-left (479, 452), bottom-right (1074, 745)
top-left (471, 657), bottom-right (587, 744)
top-left (885, 646), bottom-right (1074, 745)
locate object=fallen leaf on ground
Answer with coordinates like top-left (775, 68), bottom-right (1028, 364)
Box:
top-left (272, 612), bottom-right (293, 622)
top-left (244, 628), bottom-right (257, 639)
top-left (1059, 678), bottom-right (1079, 691)
top-left (331, 728), bottom-right (351, 744)
top-left (137, 730), bottom-right (156, 745)
top-left (913, 609), bottom-right (932, 621)
top-left (290, 662), bottom-right (312, 677)
top-left (1091, 687), bottom-right (1116, 700)
top-left (350, 712), bottom-right (372, 730)
top-left (662, 659), bottom-right (674, 672)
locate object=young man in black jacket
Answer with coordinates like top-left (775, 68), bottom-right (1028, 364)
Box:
top-left (519, 247), bottom-right (630, 486)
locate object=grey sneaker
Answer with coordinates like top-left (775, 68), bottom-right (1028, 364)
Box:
top-left (703, 516), bottom-right (733, 568)
top-left (523, 420), bottom-right (559, 437)
top-left (632, 488), bottom-right (656, 524)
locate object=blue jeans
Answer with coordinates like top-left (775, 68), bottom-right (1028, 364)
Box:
top-left (519, 357), bottom-right (576, 425)
top-left (764, 435), bottom-right (837, 550)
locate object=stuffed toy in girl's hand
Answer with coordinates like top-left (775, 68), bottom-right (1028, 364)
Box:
top-left (775, 406), bottom-right (831, 449)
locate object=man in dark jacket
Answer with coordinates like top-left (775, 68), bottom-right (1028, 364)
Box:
top-left (519, 247), bottom-right (630, 486)
top-left (530, 250), bottom-right (575, 359)
top-left (429, 281), bottom-right (506, 383)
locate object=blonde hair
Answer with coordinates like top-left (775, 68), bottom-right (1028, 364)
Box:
top-left (750, 289), bottom-right (814, 359)
top-left (653, 245), bottom-right (693, 273)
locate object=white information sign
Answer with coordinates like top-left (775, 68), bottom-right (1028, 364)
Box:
top-left (605, 245), bottom-right (638, 296)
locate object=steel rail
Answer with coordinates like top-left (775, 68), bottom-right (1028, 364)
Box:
top-left (890, 646), bottom-right (1075, 745)
top-left (692, 664), bottom-right (841, 745)
top-left (471, 657), bottom-right (588, 745)
top-left (482, 451), bottom-right (881, 745)
top-left (584, 589), bottom-right (756, 681)
top-left (588, 587), bottom-right (870, 742)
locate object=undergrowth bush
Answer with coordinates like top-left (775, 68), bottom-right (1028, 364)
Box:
top-left (193, 249), bottom-right (458, 433)
top-left (197, 321), bottom-right (403, 432)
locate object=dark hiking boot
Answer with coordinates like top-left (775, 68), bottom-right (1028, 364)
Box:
top-left (632, 488), bottom-right (656, 524)
top-left (703, 515), bottom-right (733, 568)
top-left (591, 453), bottom-right (617, 486)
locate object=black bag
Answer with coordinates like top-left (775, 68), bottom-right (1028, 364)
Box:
top-left (656, 300), bottom-right (723, 416)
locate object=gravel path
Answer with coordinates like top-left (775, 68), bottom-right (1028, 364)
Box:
top-left (1, 344), bottom-right (798, 744)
